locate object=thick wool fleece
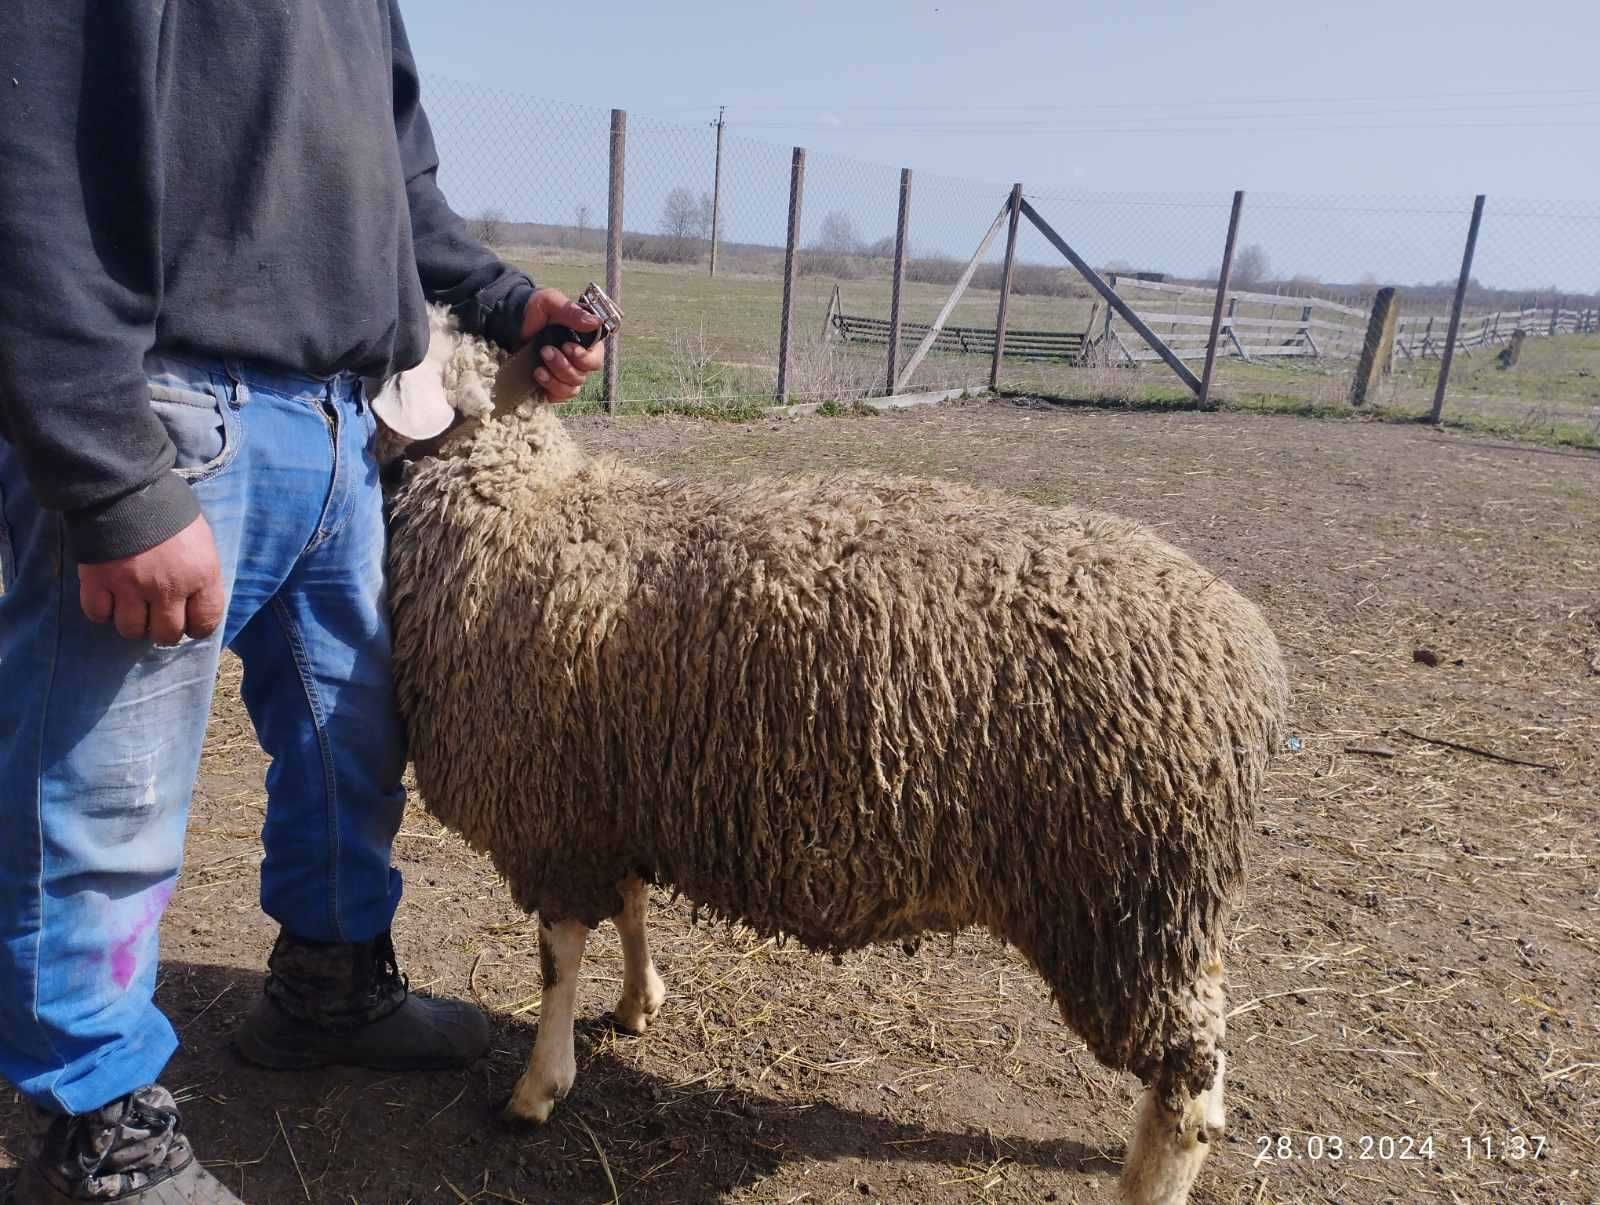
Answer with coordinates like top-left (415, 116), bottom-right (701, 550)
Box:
top-left (385, 410), bottom-right (1288, 1096)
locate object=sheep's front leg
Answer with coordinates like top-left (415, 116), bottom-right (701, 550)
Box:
top-left (611, 876), bottom-right (666, 1035)
top-left (504, 918), bottom-right (589, 1125)
top-left (1120, 953), bottom-right (1228, 1205)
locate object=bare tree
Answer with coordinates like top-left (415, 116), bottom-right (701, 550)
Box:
top-left (660, 188), bottom-right (716, 242)
top-left (659, 188), bottom-right (713, 262)
top-left (468, 208), bottom-right (508, 247)
top-left (1231, 244), bottom-right (1270, 288)
top-left (575, 203), bottom-right (592, 249)
top-left (813, 210), bottom-right (862, 254)
top-left (661, 188), bottom-right (699, 241)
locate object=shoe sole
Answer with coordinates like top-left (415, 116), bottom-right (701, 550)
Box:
top-left (16, 1157), bottom-right (241, 1204)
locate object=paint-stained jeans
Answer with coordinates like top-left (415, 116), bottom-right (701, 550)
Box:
top-left (0, 357), bottom-right (407, 1114)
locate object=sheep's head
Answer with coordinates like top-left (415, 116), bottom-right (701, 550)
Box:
top-left (374, 306), bottom-right (590, 488)
top-left (373, 305), bottom-right (552, 471)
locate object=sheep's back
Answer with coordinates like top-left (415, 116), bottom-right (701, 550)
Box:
top-left (390, 419), bottom-right (1281, 914)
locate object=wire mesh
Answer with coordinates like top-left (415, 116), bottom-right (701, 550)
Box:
top-left (1001, 190), bottom-right (1236, 403)
top-left (419, 74), bottom-right (1600, 443)
top-left (1431, 198), bottom-right (1600, 444)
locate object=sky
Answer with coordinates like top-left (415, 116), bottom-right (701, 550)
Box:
top-left (403, 0), bottom-right (1600, 292)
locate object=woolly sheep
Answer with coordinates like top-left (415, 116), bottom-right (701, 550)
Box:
top-left (378, 311), bottom-right (1289, 1205)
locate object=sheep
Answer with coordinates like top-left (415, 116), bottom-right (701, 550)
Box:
top-left (377, 312), bottom-right (1289, 1205)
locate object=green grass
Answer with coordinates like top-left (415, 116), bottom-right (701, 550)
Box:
top-left (507, 244), bottom-right (1090, 412)
top-left (505, 244), bottom-right (1600, 448)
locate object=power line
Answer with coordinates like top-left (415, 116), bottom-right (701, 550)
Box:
top-left (649, 86), bottom-right (1600, 116)
top-left (731, 119), bottom-right (1600, 135)
top-left (731, 98), bottom-right (1600, 125)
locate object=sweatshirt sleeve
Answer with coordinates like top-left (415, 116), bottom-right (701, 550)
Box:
top-left (389, 2), bottom-right (536, 353)
top-left (0, 2), bottom-right (200, 564)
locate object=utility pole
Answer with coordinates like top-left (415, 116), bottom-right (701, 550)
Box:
top-left (709, 106), bottom-right (725, 277)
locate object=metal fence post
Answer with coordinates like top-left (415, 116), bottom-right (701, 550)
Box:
top-left (604, 108), bottom-right (626, 413)
top-left (886, 168), bottom-right (913, 395)
top-left (1199, 190), bottom-right (1245, 408)
top-left (989, 183), bottom-right (1024, 391)
top-left (776, 147), bottom-right (806, 404)
top-left (1429, 194), bottom-right (1486, 424)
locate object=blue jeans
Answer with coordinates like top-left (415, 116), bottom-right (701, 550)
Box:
top-left (0, 355), bottom-right (407, 1114)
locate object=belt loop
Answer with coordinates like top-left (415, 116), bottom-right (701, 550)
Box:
top-left (222, 360), bottom-right (248, 408)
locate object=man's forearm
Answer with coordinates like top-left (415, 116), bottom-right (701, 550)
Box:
top-left (388, 1), bottom-right (535, 352)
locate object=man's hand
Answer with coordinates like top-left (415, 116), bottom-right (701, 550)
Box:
top-left (519, 288), bottom-right (607, 402)
top-left (78, 515), bottom-right (225, 644)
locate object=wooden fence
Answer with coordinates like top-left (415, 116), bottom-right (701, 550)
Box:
top-left (1095, 278), bottom-right (1597, 368)
top-left (831, 308), bottom-right (1090, 364)
top-left (829, 286), bottom-right (1600, 374)
top-left (1104, 277), bottom-right (1368, 365)
top-left (1392, 305), bottom-right (1599, 360)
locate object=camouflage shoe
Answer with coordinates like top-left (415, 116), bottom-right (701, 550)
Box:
top-left (16, 1085), bottom-right (240, 1204)
top-left (233, 929), bottom-right (490, 1072)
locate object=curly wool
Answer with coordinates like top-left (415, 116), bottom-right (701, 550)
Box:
top-left (431, 303), bottom-right (502, 420)
top-left (385, 408), bottom-right (1288, 1095)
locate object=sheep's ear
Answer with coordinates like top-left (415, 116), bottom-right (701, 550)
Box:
top-left (371, 358), bottom-right (457, 441)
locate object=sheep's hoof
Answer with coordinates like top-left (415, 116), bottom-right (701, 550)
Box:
top-left (1175, 1084), bottom-right (1224, 1150)
top-left (494, 1094), bottom-right (541, 1132)
top-left (502, 1070), bottom-right (571, 1127)
top-left (501, 1096), bottom-right (556, 1128)
top-left (612, 969), bottom-right (666, 1036)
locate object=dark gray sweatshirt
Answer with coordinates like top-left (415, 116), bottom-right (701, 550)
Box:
top-left (0, 1), bottom-right (535, 562)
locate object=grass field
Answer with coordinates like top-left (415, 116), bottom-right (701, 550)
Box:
top-left (508, 244), bottom-right (1082, 411)
top-left (509, 245), bottom-right (1600, 447)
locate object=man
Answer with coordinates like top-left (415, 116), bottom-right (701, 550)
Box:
top-left (0, 5), bottom-right (604, 1201)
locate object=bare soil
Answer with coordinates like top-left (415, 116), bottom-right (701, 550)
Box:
top-left (4, 402), bottom-right (1597, 1204)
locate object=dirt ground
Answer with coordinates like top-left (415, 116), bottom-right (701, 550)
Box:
top-left (3, 402), bottom-right (1597, 1204)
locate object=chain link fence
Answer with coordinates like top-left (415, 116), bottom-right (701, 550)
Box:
top-left (420, 76), bottom-right (1600, 446)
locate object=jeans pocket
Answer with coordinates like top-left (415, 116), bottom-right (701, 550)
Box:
top-left (147, 376), bottom-right (241, 484)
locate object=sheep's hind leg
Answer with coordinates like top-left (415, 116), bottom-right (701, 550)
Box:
top-left (611, 876), bottom-right (666, 1035)
top-left (504, 918), bottom-right (589, 1126)
top-left (1119, 953), bottom-right (1227, 1205)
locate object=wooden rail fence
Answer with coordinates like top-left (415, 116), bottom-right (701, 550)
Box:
top-left (1392, 305), bottom-right (1599, 360)
top-left (829, 289), bottom-right (1599, 374)
top-left (1104, 277), bottom-right (1368, 365)
top-left (830, 307), bottom-right (1092, 364)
